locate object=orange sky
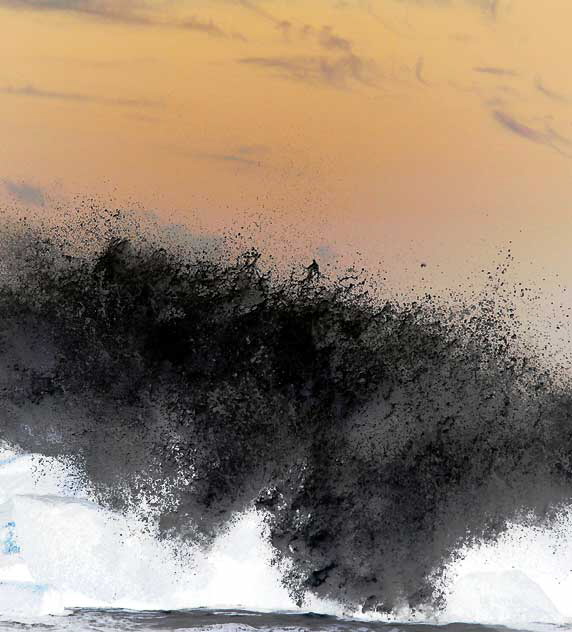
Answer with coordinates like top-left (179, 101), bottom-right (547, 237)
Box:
top-left (1, 0), bottom-right (572, 319)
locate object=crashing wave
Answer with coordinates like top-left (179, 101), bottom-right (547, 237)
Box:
top-left (0, 213), bottom-right (572, 619)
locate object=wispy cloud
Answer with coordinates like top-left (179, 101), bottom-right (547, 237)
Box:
top-left (236, 0), bottom-right (356, 54)
top-left (176, 16), bottom-right (248, 40)
top-left (235, 144), bottom-right (269, 156)
top-left (415, 56), bottom-right (430, 86)
top-left (363, 3), bottom-right (415, 38)
top-left (492, 110), bottom-right (571, 157)
top-left (239, 54), bottom-right (379, 89)
top-left (545, 122), bottom-right (572, 147)
top-left (236, 0), bottom-right (277, 23)
top-left (278, 23), bottom-right (356, 57)
top-left (318, 26), bottom-right (353, 53)
top-left (0, 0), bottom-right (248, 39)
top-left (0, 0), bottom-right (151, 23)
top-left (472, 0), bottom-right (500, 19)
top-left (197, 153), bottom-right (261, 166)
top-left (535, 77), bottom-right (571, 104)
top-left (177, 16), bottom-right (229, 38)
top-left (195, 153), bottom-right (261, 167)
top-left (3, 180), bottom-right (46, 206)
top-left (493, 110), bottom-right (545, 143)
top-left (192, 144), bottom-right (269, 167)
top-left (473, 66), bottom-right (518, 77)
top-left (366, 0), bottom-right (501, 20)
top-left (0, 83), bottom-right (160, 108)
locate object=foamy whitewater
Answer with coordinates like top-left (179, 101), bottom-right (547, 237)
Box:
top-left (0, 446), bottom-right (571, 631)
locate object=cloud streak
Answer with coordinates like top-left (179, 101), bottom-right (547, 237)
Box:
top-left (236, 0), bottom-right (278, 23)
top-left (535, 77), bottom-right (571, 104)
top-left (390, 0), bottom-right (501, 18)
top-left (473, 66), bottom-right (518, 76)
top-left (492, 110), bottom-right (571, 157)
top-left (196, 153), bottom-right (262, 166)
top-left (0, 0), bottom-right (151, 23)
top-left (178, 16), bottom-right (229, 38)
top-left (185, 144), bottom-right (269, 167)
top-left (0, 83), bottom-right (159, 108)
top-left (0, 0), bottom-right (248, 39)
top-left (415, 56), bottom-right (430, 86)
top-left (236, 0), bottom-right (356, 54)
top-left (318, 26), bottom-right (353, 53)
top-left (239, 54), bottom-right (380, 89)
top-left (174, 16), bottom-right (248, 40)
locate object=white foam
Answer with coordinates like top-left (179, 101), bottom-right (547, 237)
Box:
top-left (2, 445), bottom-right (572, 627)
top-left (443, 570), bottom-right (562, 624)
top-left (0, 447), bottom-right (309, 616)
top-left (439, 511), bottom-right (572, 624)
top-left (0, 581), bottom-right (64, 619)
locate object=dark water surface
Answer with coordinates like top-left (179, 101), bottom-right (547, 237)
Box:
top-left (0, 609), bottom-right (569, 632)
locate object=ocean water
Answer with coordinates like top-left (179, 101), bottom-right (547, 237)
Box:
top-left (1, 609), bottom-right (570, 632)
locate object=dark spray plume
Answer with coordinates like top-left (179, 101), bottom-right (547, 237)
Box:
top-left (0, 212), bottom-right (571, 614)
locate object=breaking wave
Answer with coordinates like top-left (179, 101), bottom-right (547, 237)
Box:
top-left (0, 210), bottom-right (572, 624)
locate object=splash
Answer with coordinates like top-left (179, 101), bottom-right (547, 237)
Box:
top-left (0, 211), bottom-right (571, 615)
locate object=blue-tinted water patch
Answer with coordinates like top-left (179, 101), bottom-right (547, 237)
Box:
top-left (1, 522), bottom-right (20, 555)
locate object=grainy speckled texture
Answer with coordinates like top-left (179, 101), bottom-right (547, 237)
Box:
top-left (0, 214), bottom-right (570, 614)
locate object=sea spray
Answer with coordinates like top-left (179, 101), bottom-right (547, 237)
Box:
top-left (0, 212), bottom-right (571, 614)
